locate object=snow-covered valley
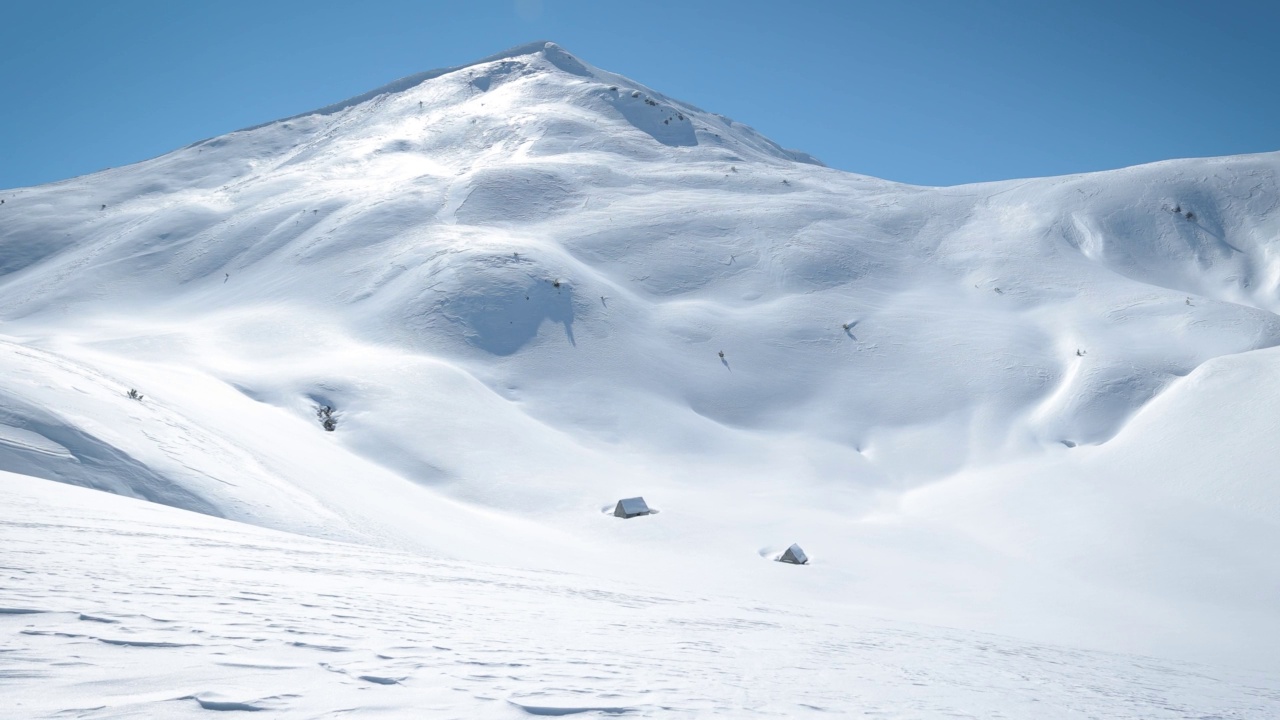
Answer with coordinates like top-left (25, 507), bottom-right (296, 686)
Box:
top-left (2, 41), bottom-right (1280, 716)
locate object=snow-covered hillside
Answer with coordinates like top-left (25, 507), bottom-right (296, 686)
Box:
top-left (2, 41), bottom-right (1280, 713)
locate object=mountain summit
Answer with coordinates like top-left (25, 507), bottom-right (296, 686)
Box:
top-left (252, 40), bottom-right (822, 166)
top-left (1, 42), bottom-right (1279, 673)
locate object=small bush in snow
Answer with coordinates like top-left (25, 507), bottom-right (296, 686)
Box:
top-left (315, 405), bottom-right (338, 432)
top-left (126, 389), bottom-right (144, 401)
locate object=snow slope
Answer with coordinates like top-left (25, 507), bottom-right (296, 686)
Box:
top-left (6, 471), bottom-right (1280, 719)
top-left (1, 40), bottom-right (1279, 706)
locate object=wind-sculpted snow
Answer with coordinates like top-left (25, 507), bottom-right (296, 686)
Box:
top-left (0, 41), bottom-right (1279, 700)
top-left (4, 474), bottom-right (1278, 719)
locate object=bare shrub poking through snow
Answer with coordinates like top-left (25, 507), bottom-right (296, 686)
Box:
top-left (315, 404), bottom-right (338, 432)
top-left (126, 388), bottom-right (144, 402)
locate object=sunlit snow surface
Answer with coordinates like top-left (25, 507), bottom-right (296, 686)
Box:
top-left (4, 474), bottom-right (1279, 719)
top-left (2, 41), bottom-right (1280, 714)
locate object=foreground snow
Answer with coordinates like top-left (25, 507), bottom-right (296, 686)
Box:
top-left (4, 472), bottom-right (1278, 719)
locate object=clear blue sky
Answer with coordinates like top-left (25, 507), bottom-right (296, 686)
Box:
top-left (2, 0), bottom-right (1276, 189)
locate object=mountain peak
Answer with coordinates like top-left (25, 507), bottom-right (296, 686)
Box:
top-left (236, 41), bottom-right (821, 168)
top-left (252, 41), bottom-right (581, 127)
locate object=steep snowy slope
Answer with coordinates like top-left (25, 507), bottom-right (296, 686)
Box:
top-left (1, 41), bottom-right (1279, 674)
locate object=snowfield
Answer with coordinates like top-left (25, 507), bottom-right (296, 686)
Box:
top-left (5, 472), bottom-right (1280, 719)
top-left (2, 41), bottom-right (1280, 715)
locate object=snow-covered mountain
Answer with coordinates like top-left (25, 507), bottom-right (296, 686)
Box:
top-left (3, 41), bottom-right (1280, 715)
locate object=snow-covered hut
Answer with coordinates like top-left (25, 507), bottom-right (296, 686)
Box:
top-left (778, 544), bottom-right (808, 565)
top-left (613, 497), bottom-right (651, 518)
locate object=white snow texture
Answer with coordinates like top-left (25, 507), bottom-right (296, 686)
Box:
top-left (2, 41), bottom-right (1279, 717)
